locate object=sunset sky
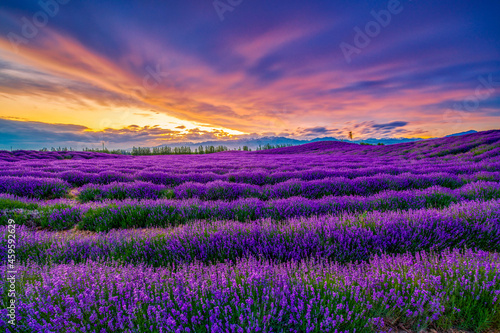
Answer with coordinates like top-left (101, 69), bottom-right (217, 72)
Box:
top-left (0, 0), bottom-right (499, 149)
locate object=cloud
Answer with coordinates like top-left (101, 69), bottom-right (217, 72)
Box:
top-left (371, 121), bottom-right (409, 130)
top-left (297, 126), bottom-right (340, 137)
top-left (302, 127), bottom-right (331, 134)
top-left (0, 118), bottom-right (229, 149)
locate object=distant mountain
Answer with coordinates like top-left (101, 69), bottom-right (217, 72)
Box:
top-left (356, 137), bottom-right (423, 145)
top-left (145, 136), bottom-right (421, 150)
top-left (445, 130), bottom-right (478, 137)
top-left (152, 136), bottom-right (310, 150)
top-left (309, 137), bottom-right (339, 142)
top-left (128, 130), bottom-right (477, 150)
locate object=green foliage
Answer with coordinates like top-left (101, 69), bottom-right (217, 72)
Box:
top-left (78, 204), bottom-right (185, 231)
top-left (0, 210), bottom-right (31, 226)
top-left (0, 198), bottom-right (38, 210)
top-left (256, 143), bottom-right (295, 151)
top-left (39, 207), bottom-right (81, 231)
top-left (131, 145), bottom-right (230, 155)
top-left (0, 199), bottom-right (40, 226)
top-left (83, 147), bottom-right (129, 154)
top-left (77, 187), bottom-right (103, 202)
top-left (160, 189), bottom-right (175, 199)
top-left (424, 193), bottom-right (457, 208)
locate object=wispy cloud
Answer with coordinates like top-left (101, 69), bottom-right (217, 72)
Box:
top-left (371, 121), bottom-right (408, 129)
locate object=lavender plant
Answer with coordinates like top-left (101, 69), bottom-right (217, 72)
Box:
top-left (1, 249), bottom-right (498, 332)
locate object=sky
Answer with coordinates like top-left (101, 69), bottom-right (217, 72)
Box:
top-left (0, 0), bottom-right (499, 149)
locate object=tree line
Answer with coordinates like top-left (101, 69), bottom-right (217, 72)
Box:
top-left (131, 145), bottom-right (233, 155)
top-left (35, 142), bottom-right (382, 155)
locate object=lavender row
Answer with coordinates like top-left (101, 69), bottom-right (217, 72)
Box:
top-left (77, 181), bottom-right (172, 202)
top-left (74, 172), bottom-right (474, 202)
top-left (0, 194), bottom-right (80, 229)
top-left (1, 249), bottom-right (498, 332)
top-left (0, 193), bottom-right (74, 207)
top-left (76, 181), bottom-right (500, 231)
top-left (4, 199), bottom-right (499, 267)
top-left (172, 172), bottom-right (490, 201)
top-left (0, 176), bottom-right (70, 199)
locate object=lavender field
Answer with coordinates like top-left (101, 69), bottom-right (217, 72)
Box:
top-left (2, 130), bottom-right (500, 332)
